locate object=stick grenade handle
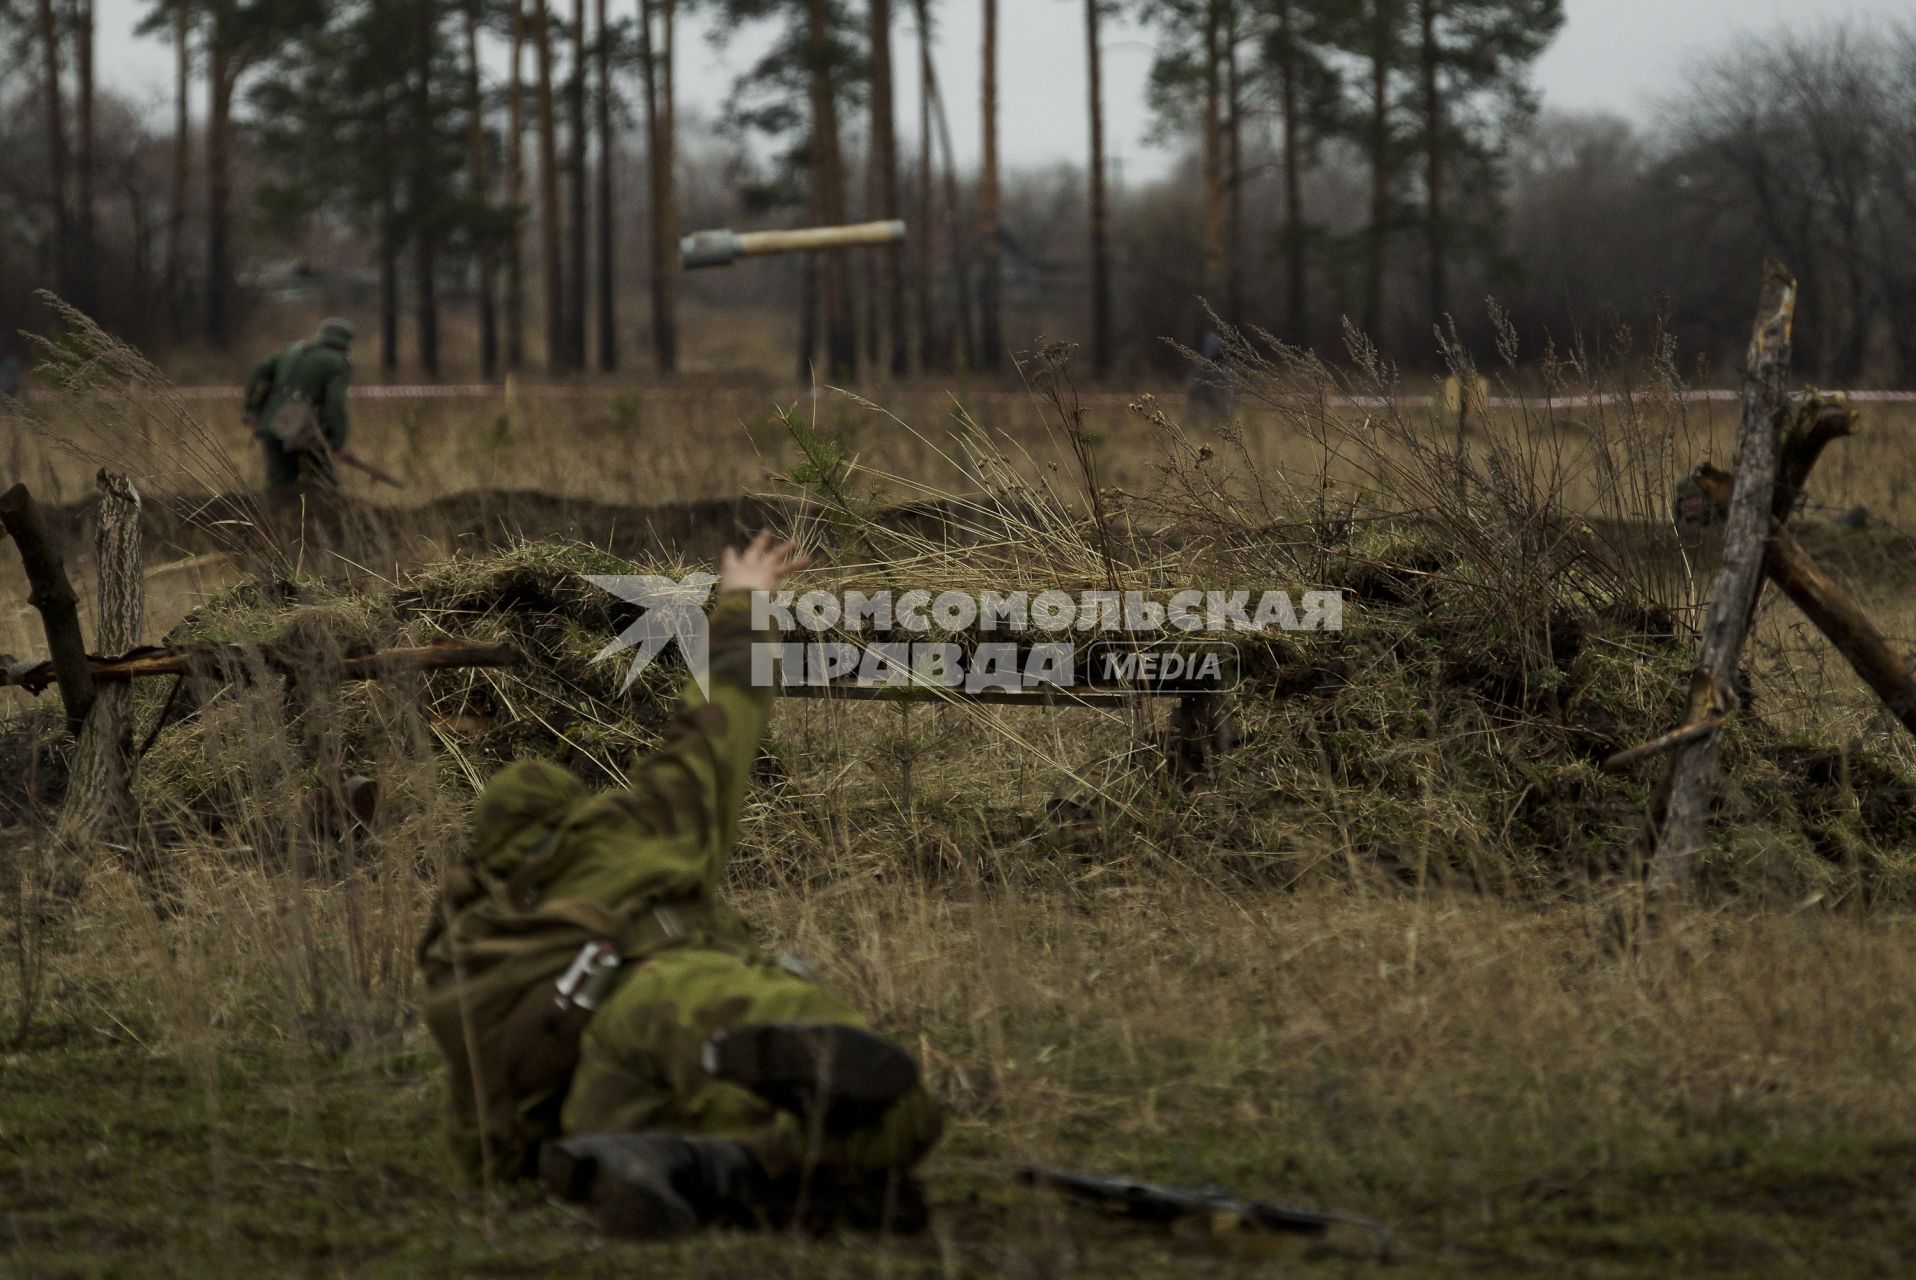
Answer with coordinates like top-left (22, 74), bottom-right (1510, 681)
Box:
top-left (680, 220), bottom-right (907, 269)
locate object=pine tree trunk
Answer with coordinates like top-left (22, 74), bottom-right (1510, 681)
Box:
top-left (533, 0), bottom-right (565, 373)
top-left (505, 0), bottom-right (527, 370)
top-left (1277, 0), bottom-right (1307, 346)
top-left (640, 0), bottom-right (679, 375)
top-left (206, 1), bottom-right (234, 347)
top-left (1362, 0), bottom-right (1392, 345)
top-left (465, 0), bottom-right (498, 379)
top-left (927, 46), bottom-right (973, 369)
top-left (566, 0), bottom-right (589, 369)
top-left (414, 0), bottom-right (440, 378)
top-left (977, 0), bottom-right (1001, 371)
top-left (594, 0), bottom-right (616, 371)
top-left (74, 0), bottom-right (97, 316)
top-left (912, 0), bottom-right (944, 372)
top-left (1085, 0), bottom-right (1111, 376)
top-left (35, 0), bottom-right (70, 303)
top-left (167, 0), bottom-right (191, 327)
top-left (1200, 1), bottom-right (1223, 316)
top-left (1223, 3), bottom-right (1243, 328)
top-left (375, 81), bottom-right (399, 373)
top-left (1418, 0), bottom-right (1445, 326)
top-left (870, 0), bottom-right (907, 375)
top-left (806, 0), bottom-right (855, 379)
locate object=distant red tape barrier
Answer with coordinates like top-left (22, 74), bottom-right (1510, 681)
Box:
top-left (129, 385), bottom-right (1916, 408)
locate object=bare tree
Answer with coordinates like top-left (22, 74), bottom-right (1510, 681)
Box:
top-left (36, 0), bottom-right (71, 301)
top-left (912, 0), bottom-right (946, 370)
top-left (465, 0), bottom-right (498, 378)
top-left (1271, 0), bottom-right (1308, 345)
top-left (639, 0), bottom-right (680, 375)
top-left (1200, 1), bottom-right (1222, 311)
top-left (870, 0), bottom-right (907, 374)
top-left (413, 0), bottom-right (440, 377)
top-left (978, 0), bottom-right (1000, 370)
top-left (806, 0), bottom-right (855, 378)
top-left (594, 0), bottom-right (616, 370)
top-left (1085, 0), bottom-right (1111, 374)
top-left (166, 0), bottom-right (192, 325)
top-left (74, 0), bottom-right (97, 314)
top-left (565, 0), bottom-right (588, 369)
top-left (505, 0), bottom-right (528, 370)
top-left (533, 0), bottom-right (566, 372)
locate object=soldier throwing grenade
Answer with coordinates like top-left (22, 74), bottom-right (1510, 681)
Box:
top-left (418, 534), bottom-right (943, 1239)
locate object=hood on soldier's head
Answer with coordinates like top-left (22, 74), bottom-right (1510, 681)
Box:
top-left (470, 760), bottom-right (590, 879)
top-left (316, 317), bottom-right (356, 351)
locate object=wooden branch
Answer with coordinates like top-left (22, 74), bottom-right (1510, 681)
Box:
top-left (1775, 397), bottom-right (1857, 519)
top-left (1646, 261), bottom-right (1797, 898)
top-left (1603, 712), bottom-right (1726, 773)
top-left (1689, 463), bottom-right (1916, 744)
top-left (1763, 531), bottom-right (1916, 738)
top-left (2, 639), bottom-right (524, 693)
top-left (0, 482), bottom-right (95, 733)
top-left (774, 681), bottom-right (1184, 707)
top-left (57, 471), bottom-right (144, 850)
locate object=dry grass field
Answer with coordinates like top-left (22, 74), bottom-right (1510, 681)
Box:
top-left (5, 326), bottom-right (1916, 1277)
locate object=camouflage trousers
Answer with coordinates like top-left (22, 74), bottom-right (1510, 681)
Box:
top-left (561, 944), bottom-right (943, 1179)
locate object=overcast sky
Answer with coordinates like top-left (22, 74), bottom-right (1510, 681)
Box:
top-left (91, 0), bottom-right (1911, 183)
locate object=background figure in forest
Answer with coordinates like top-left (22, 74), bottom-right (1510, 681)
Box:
top-left (243, 318), bottom-right (356, 492)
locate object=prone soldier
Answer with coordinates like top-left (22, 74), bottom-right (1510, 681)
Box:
top-left (418, 535), bottom-right (942, 1239)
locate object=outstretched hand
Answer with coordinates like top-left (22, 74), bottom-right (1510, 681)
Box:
top-left (719, 532), bottom-right (813, 595)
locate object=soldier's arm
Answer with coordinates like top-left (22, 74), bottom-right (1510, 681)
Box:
top-left (549, 537), bottom-right (810, 904)
top-left (320, 359), bottom-right (353, 449)
top-left (241, 354), bottom-right (276, 422)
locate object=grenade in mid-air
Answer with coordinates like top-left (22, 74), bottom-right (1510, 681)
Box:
top-left (679, 220), bottom-right (907, 270)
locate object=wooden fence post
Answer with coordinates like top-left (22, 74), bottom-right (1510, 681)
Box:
top-left (55, 471), bottom-right (145, 852)
top-left (1644, 262), bottom-right (1796, 897)
top-left (0, 483), bottom-right (95, 734)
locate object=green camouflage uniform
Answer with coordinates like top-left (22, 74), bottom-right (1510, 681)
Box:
top-left (244, 321), bottom-right (354, 490)
top-left (422, 591), bottom-right (942, 1184)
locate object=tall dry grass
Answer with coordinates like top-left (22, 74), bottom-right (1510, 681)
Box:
top-left (4, 319), bottom-right (1916, 1274)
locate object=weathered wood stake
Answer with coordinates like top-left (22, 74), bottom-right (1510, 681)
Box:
top-left (56, 471), bottom-right (145, 848)
top-left (0, 482), bottom-right (95, 734)
top-left (1645, 261), bottom-right (1797, 897)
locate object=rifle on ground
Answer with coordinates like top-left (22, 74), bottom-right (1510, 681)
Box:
top-left (1017, 1165), bottom-right (1393, 1257)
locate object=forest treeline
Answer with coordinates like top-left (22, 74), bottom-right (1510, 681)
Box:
top-left (1, 2), bottom-right (1914, 383)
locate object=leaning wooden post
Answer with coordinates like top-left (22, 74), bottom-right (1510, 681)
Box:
top-left (0, 482), bottom-right (96, 734)
top-left (1645, 262), bottom-right (1796, 897)
top-left (55, 471), bottom-right (145, 852)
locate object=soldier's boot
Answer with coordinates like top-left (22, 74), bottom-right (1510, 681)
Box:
top-left (700, 1022), bottom-right (920, 1131)
top-left (540, 1132), bottom-right (766, 1240)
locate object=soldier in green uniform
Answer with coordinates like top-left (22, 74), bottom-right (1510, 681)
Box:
top-left (242, 318), bottom-right (355, 491)
top-left (419, 535), bottom-right (943, 1240)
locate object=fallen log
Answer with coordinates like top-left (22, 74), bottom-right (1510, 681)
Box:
top-left (1687, 467), bottom-right (1916, 742)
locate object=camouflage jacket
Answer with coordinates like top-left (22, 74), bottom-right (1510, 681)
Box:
top-left (416, 590), bottom-right (777, 1178)
top-left (244, 340), bottom-right (352, 451)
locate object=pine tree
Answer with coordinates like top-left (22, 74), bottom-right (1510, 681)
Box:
top-left (1410, 0), bottom-right (1562, 323)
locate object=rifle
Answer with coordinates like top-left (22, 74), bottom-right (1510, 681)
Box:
top-left (329, 447), bottom-right (404, 488)
top-left (1017, 1165), bottom-right (1393, 1257)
